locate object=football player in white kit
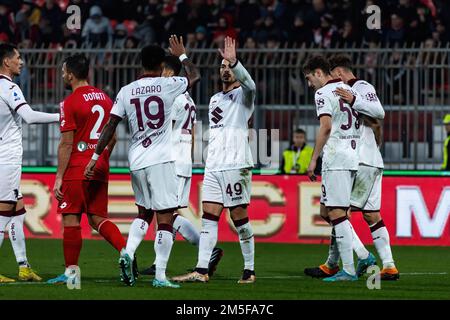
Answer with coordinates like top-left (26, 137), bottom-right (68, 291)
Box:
top-left (126, 55), bottom-right (224, 278)
top-left (0, 43), bottom-right (60, 282)
top-left (172, 36), bottom-right (256, 284)
top-left (304, 55), bottom-right (361, 281)
top-left (329, 55), bottom-right (399, 280)
top-left (85, 36), bottom-right (200, 288)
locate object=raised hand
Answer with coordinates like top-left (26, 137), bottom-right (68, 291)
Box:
top-left (168, 35), bottom-right (186, 57)
top-left (335, 87), bottom-right (355, 104)
top-left (218, 36), bottom-right (237, 65)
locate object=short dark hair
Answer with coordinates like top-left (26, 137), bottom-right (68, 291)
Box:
top-left (294, 128), bottom-right (306, 135)
top-left (302, 55), bottom-right (330, 75)
top-left (329, 54), bottom-right (353, 72)
top-left (140, 45), bottom-right (166, 71)
top-left (0, 43), bottom-right (18, 66)
top-left (163, 55), bottom-right (182, 76)
top-left (64, 54), bottom-right (89, 80)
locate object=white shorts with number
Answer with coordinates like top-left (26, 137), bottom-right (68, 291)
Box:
top-left (176, 175), bottom-right (191, 208)
top-left (350, 165), bottom-right (383, 211)
top-left (0, 164), bottom-right (22, 202)
top-left (131, 162), bottom-right (178, 211)
top-left (202, 168), bottom-right (252, 208)
top-left (320, 170), bottom-right (356, 208)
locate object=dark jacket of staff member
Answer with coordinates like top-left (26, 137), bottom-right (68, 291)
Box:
top-left (442, 114), bottom-right (450, 170)
top-left (280, 128), bottom-right (313, 174)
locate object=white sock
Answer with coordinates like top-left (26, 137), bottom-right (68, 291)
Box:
top-left (235, 221), bottom-right (254, 271)
top-left (371, 220), bottom-right (395, 269)
top-left (352, 227), bottom-right (369, 260)
top-left (334, 219), bottom-right (355, 276)
top-left (154, 227), bottom-right (174, 281)
top-left (125, 218), bottom-right (148, 258)
top-left (0, 215), bottom-right (11, 249)
top-left (173, 214), bottom-right (200, 246)
top-left (325, 228), bottom-right (340, 268)
top-left (9, 214), bottom-right (28, 266)
top-left (196, 217), bottom-right (218, 270)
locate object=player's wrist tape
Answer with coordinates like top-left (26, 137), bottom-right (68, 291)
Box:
top-left (92, 153), bottom-right (100, 161)
top-left (179, 54), bottom-right (188, 62)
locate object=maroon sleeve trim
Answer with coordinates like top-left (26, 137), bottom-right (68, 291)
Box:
top-left (230, 59), bottom-right (239, 69)
top-left (350, 95), bottom-right (356, 107)
top-left (110, 113), bottom-right (123, 121)
top-left (14, 102), bottom-right (27, 112)
top-left (317, 113), bottom-right (332, 120)
top-left (184, 77), bottom-right (189, 93)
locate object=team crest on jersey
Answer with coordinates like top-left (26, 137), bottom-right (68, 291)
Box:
top-left (77, 141), bottom-right (88, 152)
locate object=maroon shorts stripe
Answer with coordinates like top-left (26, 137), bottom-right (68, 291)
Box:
top-left (370, 220), bottom-right (386, 233)
top-left (327, 206), bottom-right (350, 211)
top-left (156, 207), bottom-right (178, 214)
top-left (157, 223), bottom-right (173, 233)
top-left (12, 208), bottom-right (26, 216)
top-left (202, 201), bottom-right (224, 206)
top-left (232, 217), bottom-right (249, 227)
top-left (0, 210), bottom-right (14, 217)
top-left (0, 201), bottom-right (17, 205)
top-left (331, 216), bottom-right (348, 226)
top-left (202, 212), bottom-right (220, 222)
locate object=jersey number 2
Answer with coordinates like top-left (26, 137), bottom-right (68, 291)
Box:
top-left (90, 104), bottom-right (105, 139)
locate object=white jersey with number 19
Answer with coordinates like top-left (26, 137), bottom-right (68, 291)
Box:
top-left (111, 76), bottom-right (188, 171)
top-left (315, 79), bottom-right (361, 171)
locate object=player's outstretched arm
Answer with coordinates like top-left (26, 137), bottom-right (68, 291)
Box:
top-left (307, 115), bottom-right (332, 181)
top-left (169, 35), bottom-right (200, 89)
top-left (362, 115), bottom-right (383, 147)
top-left (84, 115), bottom-right (121, 179)
top-left (219, 36), bottom-right (256, 106)
top-left (16, 104), bottom-right (60, 124)
top-left (335, 86), bottom-right (384, 120)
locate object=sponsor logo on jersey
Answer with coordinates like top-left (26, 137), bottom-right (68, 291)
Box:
top-left (77, 141), bottom-right (88, 152)
top-left (13, 92), bottom-right (20, 101)
top-left (211, 107), bottom-right (223, 124)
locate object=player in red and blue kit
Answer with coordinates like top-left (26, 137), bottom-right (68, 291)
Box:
top-left (47, 54), bottom-right (126, 284)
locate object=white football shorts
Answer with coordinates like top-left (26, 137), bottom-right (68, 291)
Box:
top-left (350, 164), bottom-right (383, 211)
top-left (320, 170), bottom-right (356, 208)
top-left (176, 175), bottom-right (191, 208)
top-left (0, 164), bottom-right (22, 202)
top-left (131, 161), bottom-right (178, 211)
top-left (202, 168), bottom-right (252, 208)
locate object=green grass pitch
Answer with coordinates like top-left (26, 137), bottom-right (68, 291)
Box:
top-left (1, 239), bottom-right (449, 300)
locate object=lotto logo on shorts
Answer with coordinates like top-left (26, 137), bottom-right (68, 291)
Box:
top-left (60, 202), bottom-right (68, 209)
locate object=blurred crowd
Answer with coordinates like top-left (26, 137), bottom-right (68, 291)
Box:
top-left (0, 0), bottom-right (449, 50)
